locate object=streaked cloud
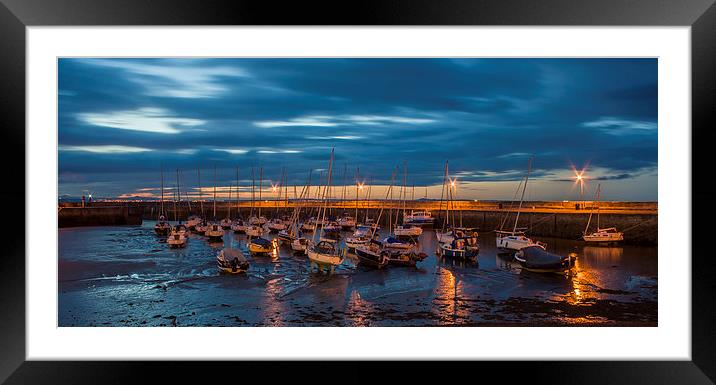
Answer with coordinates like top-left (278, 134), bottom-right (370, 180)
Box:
top-left (257, 149), bottom-right (302, 154)
top-left (306, 135), bottom-right (364, 140)
top-left (213, 148), bottom-right (249, 155)
top-left (82, 59), bottom-right (249, 98)
top-left (254, 114), bottom-right (435, 128)
top-left (77, 107), bottom-right (204, 134)
top-left (581, 116), bottom-right (657, 135)
top-left (59, 145), bottom-right (152, 154)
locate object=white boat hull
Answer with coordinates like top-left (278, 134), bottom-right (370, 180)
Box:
top-left (307, 248), bottom-right (343, 267)
top-left (394, 226), bottom-right (423, 237)
top-left (245, 226), bottom-right (264, 237)
top-left (583, 232), bottom-right (624, 242)
top-left (495, 234), bottom-right (543, 252)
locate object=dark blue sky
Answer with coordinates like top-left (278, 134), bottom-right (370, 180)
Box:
top-left (58, 58), bottom-right (657, 201)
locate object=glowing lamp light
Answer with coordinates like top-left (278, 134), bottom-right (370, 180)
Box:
top-left (358, 183), bottom-right (364, 190)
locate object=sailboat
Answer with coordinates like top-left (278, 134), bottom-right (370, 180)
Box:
top-left (245, 167), bottom-right (265, 237)
top-left (267, 169), bottom-right (288, 232)
top-left (278, 171), bottom-right (309, 242)
top-left (205, 165), bottom-right (224, 242)
top-left (231, 167), bottom-right (247, 234)
top-left (283, 171), bottom-right (312, 253)
top-left (154, 167), bottom-right (171, 236)
top-left (495, 157), bottom-right (545, 252)
top-left (307, 149), bottom-right (346, 273)
top-left (167, 169), bottom-right (188, 248)
top-left (220, 176), bottom-right (232, 229)
top-left (355, 168), bottom-right (404, 268)
top-left (167, 226), bottom-right (187, 248)
top-left (193, 167), bottom-right (208, 235)
top-left (435, 161), bottom-right (475, 244)
top-left (394, 162), bottom-right (423, 238)
top-left (583, 183), bottom-right (624, 243)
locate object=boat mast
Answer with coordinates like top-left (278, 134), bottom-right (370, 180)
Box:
top-left (250, 167), bottom-right (255, 218)
top-left (402, 161), bottom-right (407, 225)
top-left (213, 164), bottom-right (217, 219)
top-left (227, 170), bottom-right (231, 219)
top-left (596, 183), bottom-right (601, 230)
top-left (197, 166), bottom-right (203, 218)
top-left (313, 149), bottom-right (334, 243)
top-left (236, 167), bottom-right (240, 219)
top-left (370, 167), bottom-right (398, 240)
top-left (585, 183), bottom-right (599, 234)
top-left (341, 163), bottom-right (347, 206)
top-left (439, 161), bottom-right (449, 234)
top-left (180, 170), bottom-right (191, 213)
top-left (355, 167), bottom-right (359, 221)
top-left (512, 157), bottom-right (533, 234)
top-left (174, 168), bottom-right (179, 222)
top-left (160, 166), bottom-right (164, 220)
top-left (258, 167), bottom-right (263, 219)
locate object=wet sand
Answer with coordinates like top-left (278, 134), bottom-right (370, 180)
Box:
top-left (58, 221), bottom-right (657, 327)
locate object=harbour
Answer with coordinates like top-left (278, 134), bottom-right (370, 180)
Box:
top-left (58, 222), bottom-right (657, 327)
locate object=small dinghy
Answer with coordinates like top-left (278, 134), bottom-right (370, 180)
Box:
top-left (514, 246), bottom-right (575, 273)
top-left (217, 248), bottom-right (249, 273)
top-left (248, 236), bottom-right (274, 255)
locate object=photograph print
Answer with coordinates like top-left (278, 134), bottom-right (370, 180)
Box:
top-left (57, 58), bottom-right (657, 327)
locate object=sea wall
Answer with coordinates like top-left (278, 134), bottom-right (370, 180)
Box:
top-left (58, 206), bottom-right (144, 228)
top-left (57, 201), bottom-right (657, 244)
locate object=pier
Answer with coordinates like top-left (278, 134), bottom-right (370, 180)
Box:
top-left (58, 206), bottom-right (144, 228)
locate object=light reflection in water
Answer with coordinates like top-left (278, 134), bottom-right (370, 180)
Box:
top-left (262, 273), bottom-right (286, 326)
top-left (431, 267), bottom-right (469, 325)
top-left (346, 290), bottom-right (374, 327)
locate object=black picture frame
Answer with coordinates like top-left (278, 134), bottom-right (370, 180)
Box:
top-left (1, 0), bottom-right (714, 383)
